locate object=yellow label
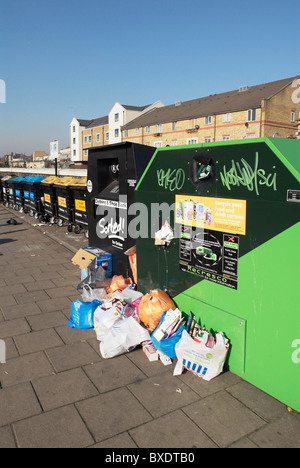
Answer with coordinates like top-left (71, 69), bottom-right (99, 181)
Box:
top-left (58, 196), bottom-right (67, 208)
top-left (44, 194), bottom-right (51, 203)
top-left (175, 195), bottom-right (246, 235)
top-left (75, 199), bottom-right (86, 212)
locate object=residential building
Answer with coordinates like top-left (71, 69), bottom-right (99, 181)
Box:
top-left (121, 76), bottom-right (300, 147)
top-left (109, 101), bottom-right (164, 145)
top-left (82, 116), bottom-right (109, 161)
top-left (70, 100), bottom-right (164, 161)
top-left (70, 118), bottom-right (92, 162)
top-left (32, 151), bottom-right (47, 161)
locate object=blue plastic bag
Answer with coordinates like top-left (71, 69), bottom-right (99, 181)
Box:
top-left (151, 312), bottom-right (185, 359)
top-left (68, 299), bottom-right (102, 329)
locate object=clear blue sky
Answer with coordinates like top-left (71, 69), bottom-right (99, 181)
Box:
top-left (0, 0), bottom-right (299, 156)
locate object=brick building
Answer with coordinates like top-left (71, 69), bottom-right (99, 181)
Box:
top-left (121, 76), bottom-right (300, 147)
top-left (82, 116), bottom-right (109, 161)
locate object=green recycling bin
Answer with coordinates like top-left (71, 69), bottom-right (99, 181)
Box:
top-left (135, 137), bottom-right (300, 412)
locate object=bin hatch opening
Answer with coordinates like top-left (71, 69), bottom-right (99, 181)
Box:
top-left (190, 151), bottom-right (216, 191)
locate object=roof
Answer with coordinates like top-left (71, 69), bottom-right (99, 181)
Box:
top-left (122, 104), bottom-right (151, 111)
top-left (77, 119), bottom-right (92, 127)
top-left (86, 116), bottom-right (108, 128)
top-left (122, 76), bottom-right (299, 130)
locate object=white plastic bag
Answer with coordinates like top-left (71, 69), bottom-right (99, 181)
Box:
top-left (94, 297), bottom-right (125, 341)
top-left (175, 329), bottom-right (229, 381)
top-left (82, 284), bottom-right (107, 302)
top-left (100, 317), bottom-right (151, 359)
top-left (120, 288), bottom-right (143, 304)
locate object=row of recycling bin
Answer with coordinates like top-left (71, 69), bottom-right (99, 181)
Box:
top-left (0, 174), bottom-right (88, 236)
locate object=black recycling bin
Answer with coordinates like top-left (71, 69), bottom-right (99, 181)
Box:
top-left (11, 176), bottom-right (27, 211)
top-left (7, 176), bottom-right (18, 208)
top-left (71, 177), bottom-right (88, 236)
top-left (86, 142), bottom-right (155, 277)
top-left (41, 176), bottom-right (60, 223)
top-left (53, 177), bottom-right (77, 229)
top-left (22, 176), bottom-right (45, 217)
top-left (0, 177), bottom-right (4, 202)
top-left (1, 176), bottom-right (12, 206)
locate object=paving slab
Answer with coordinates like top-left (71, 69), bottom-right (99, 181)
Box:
top-left (32, 367), bottom-right (99, 412)
top-left (0, 351), bottom-right (55, 387)
top-left (76, 387), bottom-right (152, 443)
top-left (183, 391), bottom-right (265, 448)
top-left (13, 405), bottom-right (94, 448)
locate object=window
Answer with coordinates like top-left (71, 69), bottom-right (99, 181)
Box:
top-left (124, 130), bottom-right (128, 138)
top-left (73, 138), bottom-right (76, 144)
top-left (105, 132), bottom-right (109, 141)
top-left (205, 116), bottom-right (212, 125)
top-left (155, 124), bottom-right (162, 133)
top-left (145, 126), bottom-right (151, 133)
top-left (171, 140), bottom-right (177, 146)
top-left (246, 133), bottom-right (256, 139)
top-left (115, 113), bottom-right (119, 122)
top-left (135, 128), bottom-right (140, 135)
top-left (223, 113), bottom-right (231, 123)
top-left (96, 133), bottom-right (100, 142)
top-left (247, 109), bottom-right (257, 121)
top-left (115, 129), bottom-right (119, 138)
top-left (73, 126), bottom-right (75, 132)
top-left (291, 111), bottom-right (295, 122)
top-left (88, 135), bottom-right (92, 143)
top-left (84, 150), bottom-right (88, 156)
top-left (154, 141), bottom-right (163, 148)
top-left (187, 138), bottom-right (198, 145)
top-left (73, 149), bottom-right (76, 156)
top-left (222, 136), bottom-right (230, 141)
top-left (172, 122), bottom-right (177, 131)
top-left (204, 137), bottom-right (212, 143)
top-left (84, 136), bottom-right (87, 144)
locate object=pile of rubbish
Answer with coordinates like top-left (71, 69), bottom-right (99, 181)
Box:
top-left (68, 247), bottom-right (230, 382)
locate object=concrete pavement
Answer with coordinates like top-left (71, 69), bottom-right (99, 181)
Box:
top-left (0, 205), bottom-right (299, 449)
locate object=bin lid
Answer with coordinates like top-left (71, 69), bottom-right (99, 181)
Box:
top-left (23, 175), bottom-right (45, 183)
top-left (7, 176), bottom-right (19, 182)
top-left (41, 176), bottom-right (60, 185)
top-left (1, 175), bottom-right (13, 182)
top-left (54, 176), bottom-right (77, 186)
top-left (71, 177), bottom-right (87, 187)
top-left (13, 176), bottom-right (27, 182)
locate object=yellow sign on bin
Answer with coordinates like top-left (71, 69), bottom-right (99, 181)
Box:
top-left (175, 195), bottom-right (247, 235)
top-left (75, 199), bottom-right (86, 212)
top-left (58, 196), bottom-right (67, 208)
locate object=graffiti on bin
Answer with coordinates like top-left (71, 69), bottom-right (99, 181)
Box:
top-left (220, 152), bottom-right (277, 196)
top-left (157, 167), bottom-right (185, 192)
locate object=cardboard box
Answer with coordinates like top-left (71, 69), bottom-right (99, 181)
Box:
top-left (143, 343), bottom-right (159, 362)
top-left (72, 247), bottom-right (112, 278)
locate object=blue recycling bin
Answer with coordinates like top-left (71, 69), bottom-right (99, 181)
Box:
top-left (22, 175), bottom-right (45, 217)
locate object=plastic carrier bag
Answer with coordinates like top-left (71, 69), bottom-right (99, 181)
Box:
top-left (138, 289), bottom-right (176, 331)
top-left (175, 329), bottom-right (229, 381)
top-left (68, 299), bottom-right (102, 330)
top-left (82, 284), bottom-right (107, 302)
top-left (94, 293), bottom-right (127, 341)
top-left (107, 275), bottom-right (133, 294)
top-left (151, 311), bottom-right (185, 359)
top-left (100, 317), bottom-right (151, 359)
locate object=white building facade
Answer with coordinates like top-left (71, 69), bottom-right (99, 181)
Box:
top-left (108, 101), bottom-right (164, 145)
top-left (70, 118), bottom-right (91, 162)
